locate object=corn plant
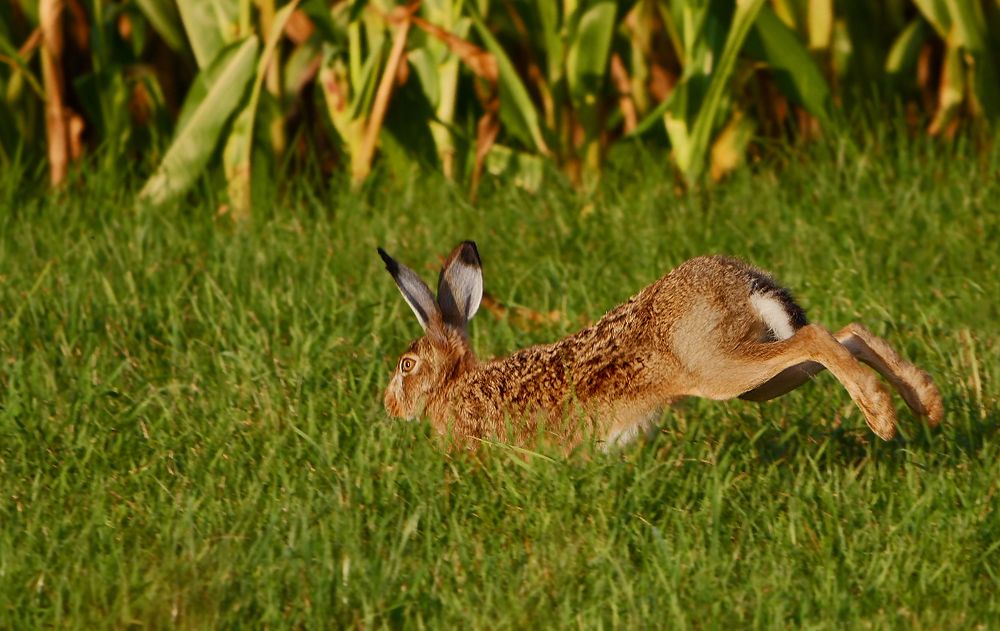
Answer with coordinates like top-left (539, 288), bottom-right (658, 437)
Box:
top-left (0, 0), bottom-right (178, 184)
top-left (0, 3), bottom-right (45, 170)
top-left (1, 0), bottom-right (997, 208)
top-left (891, 0), bottom-right (1000, 135)
top-left (409, 0), bottom-right (471, 178)
top-left (314, 1), bottom-right (416, 186)
top-left (466, 0), bottom-right (621, 187)
top-left (138, 0), bottom-right (301, 216)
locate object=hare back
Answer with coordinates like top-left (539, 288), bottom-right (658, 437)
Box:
top-left (658, 255), bottom-right (807, 342)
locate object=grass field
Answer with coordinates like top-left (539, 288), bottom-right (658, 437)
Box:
top-left (1, 128), bottom-right (998, 628)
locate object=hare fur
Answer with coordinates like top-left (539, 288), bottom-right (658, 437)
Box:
top-left (378, 241), bottom-right (943, 450)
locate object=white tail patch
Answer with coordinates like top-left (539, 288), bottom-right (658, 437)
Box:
top-left (750, 292), bottom-right (795, 340)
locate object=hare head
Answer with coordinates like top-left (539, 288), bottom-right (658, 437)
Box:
top-left (377, 241), bottom-right (483, 420)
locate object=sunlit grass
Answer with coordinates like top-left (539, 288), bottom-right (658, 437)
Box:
top-left (0, 130), bottom-right (997, 628)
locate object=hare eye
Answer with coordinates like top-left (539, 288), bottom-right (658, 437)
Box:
top-left (400, 357), bottom-right (416, 373)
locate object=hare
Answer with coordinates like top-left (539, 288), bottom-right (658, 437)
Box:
top-left (377, 241), bottom-right (943, 450)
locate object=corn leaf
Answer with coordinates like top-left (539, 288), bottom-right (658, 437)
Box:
top-left (319, 59), bottom-right (361, 159)
top-left (945, 0), bottom-right (984, 51)
top-left (176, 0), bottom-right (240, 69)
top-left (566, 1), bottom-right (616, 140)
top-left (139, 36), bottom-right (259, 206)
top-left (485, 144), bottom-right (544, 193)
top-left (912, 0), bottom-right (951, 38)
top-left (347, 0), bottom-right (368, 23)
top-left (886, 18), bottom-right (928, 75)
top-left (299, 0), bottom-right (346, 43)
top-left (408, 8), bottom-right (472, 177)
top-left (710, 108), bottom-right (755, 181)
top-left (470, 9), bottom-right (550, 155)
top-left (629, 96), bottom-right (674, 138)
top-left (666, 0), bottom-right (765, 184)
top-left (224, 0), bottom-right (300, 218)
top-left (746, 5), bottom-right (831, 122)
top-left (928, 39), bottom-right (964, 134)
top-left (945, 0), bottom-right (999, 123)
top-left (348, 45), bottom-right (384, 121)
top-left (971, 53), bottom-right (1000, 125)
top-left (352, 14), bottom-right (411, 184)
top-left (536, 1), bottom-right (564, 85)
top-left (134, 0), bottom-right (187, 53)
top-left (807, 0), bottom-right (833, 50)
top-left (0, 32), bottom-right (44, 99)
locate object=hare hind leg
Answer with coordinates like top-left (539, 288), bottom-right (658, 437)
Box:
top-left (838, 323), bottom-right (943, 425)
top-left (740, 323), bottom-right (943, 426)
top-left (694, 324), bottom-right (897, 440)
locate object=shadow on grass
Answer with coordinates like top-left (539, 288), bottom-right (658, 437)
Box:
top-left (707, 395), bottom-right (1000, 470)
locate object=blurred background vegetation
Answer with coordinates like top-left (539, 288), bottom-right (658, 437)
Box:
top-left (1, 0), bottom-right (997, 216)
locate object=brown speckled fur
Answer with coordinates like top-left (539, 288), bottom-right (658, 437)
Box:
top-left (381, 247), bottom-right (944, 450)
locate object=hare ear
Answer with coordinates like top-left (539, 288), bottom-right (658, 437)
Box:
top-left (378, 247), bottom-right (439, 331)
top-left (437, 241), bottom-right (483, 330)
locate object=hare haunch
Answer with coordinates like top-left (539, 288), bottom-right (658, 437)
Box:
top-left (378, 241), bottom-right (943, 450)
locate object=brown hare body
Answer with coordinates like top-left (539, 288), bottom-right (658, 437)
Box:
top-left (379, 242), bottom-right (943, 450)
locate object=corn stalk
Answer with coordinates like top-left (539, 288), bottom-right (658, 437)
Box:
top-left (40, 0), bottom-right (69, 186)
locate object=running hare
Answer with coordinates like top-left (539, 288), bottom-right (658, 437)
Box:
top-left (378, 241), bottom-right (943, 450)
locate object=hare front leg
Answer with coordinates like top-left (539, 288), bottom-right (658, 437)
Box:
top-left (739, 323), bottom-right (943, 426)
top-left (691, 324), bottom-right (897, 440)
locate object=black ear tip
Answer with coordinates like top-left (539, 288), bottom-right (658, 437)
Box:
top-left (376, 247), bottom-right (399, 275)
top-left (459, 240), bottom-right (481, 266)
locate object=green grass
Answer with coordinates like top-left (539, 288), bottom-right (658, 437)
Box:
top-left (1, 128), bottom-right (998, 628)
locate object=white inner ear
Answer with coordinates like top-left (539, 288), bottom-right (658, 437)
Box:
top-left (438, 261), bottom-right (482, 327)
top-left (450, 264), bottom-right (483, 322)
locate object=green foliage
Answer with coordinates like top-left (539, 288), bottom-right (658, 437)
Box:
top-left (747, 6), bottom-right (830, 122)
top-left (138, 37), bottom-right (260, 206)
top-left (223, 0), bottom-right (301, 217)
top-left (0, 0), bottom-right (998, 205)
top-left (0, 129), bottom-right (998, 627)
top-left (664, 0), bottom-right (766, 184)
top-left (469, 6), bottom-right (549, 153)
top-left (174, 0), bottom-right (241, 69)
top-left (910, 0), bottom-right (1000, 131)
